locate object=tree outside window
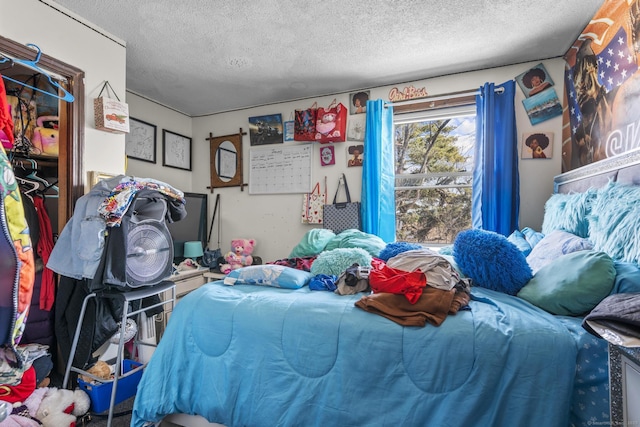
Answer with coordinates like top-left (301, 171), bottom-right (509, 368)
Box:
top-left (394, 108), bottom-right (475, 245)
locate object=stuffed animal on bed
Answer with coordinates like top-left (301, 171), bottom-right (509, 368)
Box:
top-left (220, 238), bottom-right (256, 274)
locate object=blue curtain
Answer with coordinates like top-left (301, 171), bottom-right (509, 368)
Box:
top-left (472, 81), bottom-right (519, 236)
top-left (362, 99), bottom-right (395, 242)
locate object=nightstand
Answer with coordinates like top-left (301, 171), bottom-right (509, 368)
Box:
top-left (156, 269), bottom-right (208, 338)
top-left (203, 271), bottom-right (226, 282)
top-left (609, 344), bottom-right (640, 425)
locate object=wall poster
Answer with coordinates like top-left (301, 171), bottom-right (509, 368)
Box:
top-left (563, 1), bottom-right (640, 173)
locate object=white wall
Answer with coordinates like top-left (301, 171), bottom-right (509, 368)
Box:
top-left (128, 58), bottom-right (565, 260)
top-left (2, 0), bottom-right (128, 178)
top-left (125, 92), bottom-right (193, 191)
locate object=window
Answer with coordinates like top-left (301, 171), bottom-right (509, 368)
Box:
top-left (394, 102), bottom-right (476, 245)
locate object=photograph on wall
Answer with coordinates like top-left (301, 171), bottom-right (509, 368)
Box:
top-left (522, 132), bottom-right (553, 159)
top-left (516, 63), bottom-right (554, 98)
top-left (248, 113), bottom-right (283, 146)
top-left (320, 145), bottom-right (335, 166)
top-left (349, 91), bottom-right (370, 115)
top-left (563, 1), bottom-right (640, 172)
top-left (284, 120), bottom-right (295, 141)
top-left (347, 114), bottom-right (366, 141)
top-left (347, 144), bottom-right (364, 167)
top-left (522, 88), bottom-right (563, 125)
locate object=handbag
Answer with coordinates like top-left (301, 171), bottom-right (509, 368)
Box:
top-left (202, 193), bottom-right (222, 269)
top-left (315, 99), bottom-right (347, 143)
top-left (323, 173), bottom-right (361, 234)
top-left (294, 102), bottom-right (318, 141)
top-left (302, 178), bottom-right (326, 224)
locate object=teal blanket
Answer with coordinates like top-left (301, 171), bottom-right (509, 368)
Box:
top-left (132, 282), bottom-right (599, 427)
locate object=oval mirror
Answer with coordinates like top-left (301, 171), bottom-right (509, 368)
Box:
top-left (208, 132), bottom-right (244, 189)
top-left (215, 140), bottom-right (237, 183)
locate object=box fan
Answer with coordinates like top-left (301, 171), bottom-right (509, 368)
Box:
top-left (101, 193), bottom-right (174, 289)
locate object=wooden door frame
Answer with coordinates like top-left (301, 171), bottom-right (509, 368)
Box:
top-left (0, 35), bottom-right (85, 230)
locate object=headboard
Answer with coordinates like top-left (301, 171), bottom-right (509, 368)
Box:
top-left (554, 149), bottom-right (640, 194)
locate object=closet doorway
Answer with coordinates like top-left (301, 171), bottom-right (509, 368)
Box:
top-left (0, 35), bottom-right (85, 235)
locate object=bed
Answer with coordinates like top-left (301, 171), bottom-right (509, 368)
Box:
top-left (131, 150), bottom-right (640, 427)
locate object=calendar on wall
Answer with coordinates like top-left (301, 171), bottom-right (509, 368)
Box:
top-left (249, 144), bottom-right (313, 194)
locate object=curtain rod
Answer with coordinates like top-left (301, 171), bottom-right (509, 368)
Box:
top-left (387, 87), bottom-right (504, 107)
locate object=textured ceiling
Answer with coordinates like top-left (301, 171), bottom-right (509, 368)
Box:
top-left (51, 0), bottom-right (604, 116)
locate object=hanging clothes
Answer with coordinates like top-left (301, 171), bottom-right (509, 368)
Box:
top-left (33, 196), bottom-right (54, 311)
top-left (0, 73), bottom-right (15, 149)
top-left (0, 142), bottom-right (36, 383)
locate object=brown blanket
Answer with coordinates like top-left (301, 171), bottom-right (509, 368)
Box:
top-left (355, 285), bottom-right (470, 327)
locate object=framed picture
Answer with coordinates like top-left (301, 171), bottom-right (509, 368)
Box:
top-left (284, 120), bottom-right (295, 141)
top-left (516, 63), bottom-right (554, 98)
top-left (248, 113), bottom-right (283, 146)
top-left (320, 145), bottom-right (335, 166)
top-left (163, 129), bottom-right (192, 170)
top-left (349, 91), bottom-right (370, 115)
top-left (522, 89), bottom-right (563, 125)
top-left (125, 117), bottom-right (156, 163)
top-left (522, 132), bottom-right (553, 159)
top-left (347, 144), bottom-right (364, 167)
top-left (347, 115), bottom-right (366, 141)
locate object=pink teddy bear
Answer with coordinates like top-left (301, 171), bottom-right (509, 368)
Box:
top-left (220, 238), bottom-right (255, 274)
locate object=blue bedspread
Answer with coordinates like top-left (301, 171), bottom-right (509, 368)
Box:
top-left (131, 282), bottom-right (605, 427)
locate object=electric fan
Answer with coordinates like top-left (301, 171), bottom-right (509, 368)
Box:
top-left (101, 193), bottom-right (174, 289)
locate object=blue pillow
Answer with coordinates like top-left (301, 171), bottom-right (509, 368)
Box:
top-left (378, 242), bottom-right (422, 261)
top-left (610, 261), bottom-right (640, 294)
top-left (507, 229), bottom-right (533, 256)
top-left (453, 229), bottom-right (533, 295)
top-left (289, 229), bottom-right (336, 258)
top-left (518, 251), bottom-right (615, 316)
top-left (223, 265), bottom-right (313, 289)
top-left (521, 227), bottom-right (544, 249)
top-left (541, 190), bottom-right (596, 238)
top-left (589, 181), bottom-right (640, 264)
top-left (526, 230), bottom-right (593, 274)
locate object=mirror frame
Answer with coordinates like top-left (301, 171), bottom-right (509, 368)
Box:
top-left (208, 132), bottom-right (243, 189)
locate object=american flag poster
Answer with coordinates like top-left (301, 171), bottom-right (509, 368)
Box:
top-left (563, 1), bottom-right (640, 172)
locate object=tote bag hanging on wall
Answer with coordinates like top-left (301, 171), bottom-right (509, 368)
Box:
top-left (294, 102), bottom-right (317, 141)
top-left (315, 99), bottom-right (347, 143)
top-left (302, 179), bottom-right (326, 224)
top-left (323, 173), bottom-right (361, 233)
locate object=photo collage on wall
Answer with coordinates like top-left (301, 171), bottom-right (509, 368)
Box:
top-left (516, 63), bottom-right (562, 126)
top-left (249, 90), bottom-right (370, 168)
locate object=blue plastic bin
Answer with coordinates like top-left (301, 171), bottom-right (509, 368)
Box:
top-left (77, 359), bottom-right (143, 413)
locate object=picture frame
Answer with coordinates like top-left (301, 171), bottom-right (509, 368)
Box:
top-left (516, 63), bottom-right (554, 98)
top-left (320, 145), bottom-right (335, 166)
top-left (349, 90), bottom-right (370, 115)
top-left (163, 129), bottom-right (192, 170)
top-left (522, 132), bottom-right (553, 159)
top-left (248, 113), bottom-right (284, 146)
top-left (347, 144), bottom-right (364, 167)
top-left (125, 117), bottom-right (157, 163)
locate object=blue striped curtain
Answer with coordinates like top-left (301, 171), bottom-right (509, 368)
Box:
top-left (472, 81), bottom-right (519, 236)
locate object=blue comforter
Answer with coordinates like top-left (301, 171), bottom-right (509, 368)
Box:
top-left (131, 282), bottom-right (595, 427)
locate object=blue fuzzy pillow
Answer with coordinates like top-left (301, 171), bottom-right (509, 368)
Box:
top-left (310, 247), bottom-right (372, 276)
top-left (453, 229), bottom-right (533, 295)
top-left (378, 242), bottom-right (422, 262)
top-left (541, 190), bottom-right (596, 238)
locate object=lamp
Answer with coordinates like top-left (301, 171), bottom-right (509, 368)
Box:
top-left (183, 241), bottom-right (204, 264)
